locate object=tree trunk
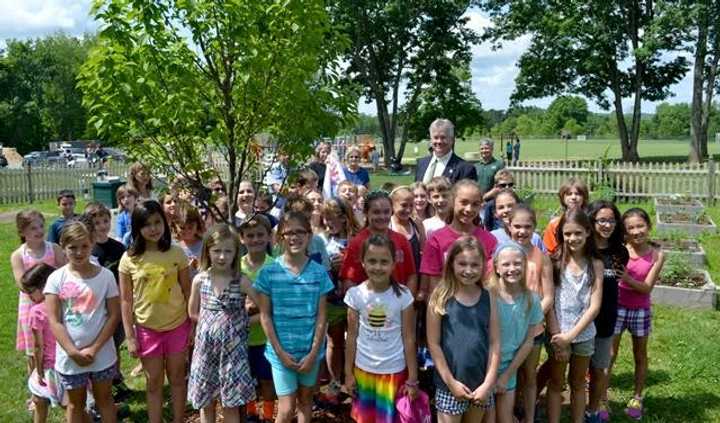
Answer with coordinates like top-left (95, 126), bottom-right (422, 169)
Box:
top-left (387, 49), bottom-right (404, 165)
top-left (395, 88), bottom-right (423, 165)
top-left (691, 0), bottom-right (709, 163)
top-left (622, 0), bottom-right (642, 162)
top-left (610, 71), bottom-right (638, 161)
top-left (374, 94), bottom-right (395, 166)
top-left (701, 47), bottom-right (719, 158)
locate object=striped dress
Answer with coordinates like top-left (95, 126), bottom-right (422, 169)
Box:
top-left (16, 241), bottom-right (58, 354)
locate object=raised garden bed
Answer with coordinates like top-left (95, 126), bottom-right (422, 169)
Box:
top-left (653, 269), bottom-right (717, 309)
top-left (654, 197), bottom-right (705, 215)
top-left (655, 238), bottom-right (707, 267)
top-left (656, 211), bottom-right (717, 236)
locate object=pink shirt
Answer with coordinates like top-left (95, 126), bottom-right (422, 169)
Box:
top-left (29, 302), bottom-right (56, 370)
top-left (419, 225), bottom-right (497, 277)
top-left (618, 250), bottom-right (654, 309)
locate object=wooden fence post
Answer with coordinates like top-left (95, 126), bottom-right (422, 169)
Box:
top-left (708, 159), bottom-right (716, 205)
top-left (26, 163), bottom-right (34, 204)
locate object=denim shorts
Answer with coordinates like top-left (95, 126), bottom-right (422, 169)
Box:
top-left (58, 365), bottom-right (116, 391)
top-left (545, 337), bottom-right (595, 358)
top-left (590, 336), bottom-right (613, 369)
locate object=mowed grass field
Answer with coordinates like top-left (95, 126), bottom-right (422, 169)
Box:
top-left (398, 137), bottom-right (720, 163)
top-left (1, 188), bottom-right (719, 421)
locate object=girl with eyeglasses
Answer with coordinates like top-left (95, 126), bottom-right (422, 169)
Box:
top-left (585, 201), bottom-right (628, 423)
top-left (254, 211), bottom-right (334, 423)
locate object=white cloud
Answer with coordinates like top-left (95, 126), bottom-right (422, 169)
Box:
top-left (0, 0), bottom-right (96, 40)
top-left (0, 2), bottom-right (695, 115)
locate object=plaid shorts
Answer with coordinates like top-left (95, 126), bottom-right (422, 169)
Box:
top-left (435, 387), bottom-right (494, 416)
top-left (614, 307), bottom-right (651, 337)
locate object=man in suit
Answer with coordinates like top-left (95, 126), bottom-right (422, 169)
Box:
top-left (415, 118), bottom-right (477, 184)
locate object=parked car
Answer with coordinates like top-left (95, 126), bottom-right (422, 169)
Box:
top-left (46, 150), bottom-right (67, 166)
top-left (22, 151), bottom-right (48, 166)
top-left (102, 147), bottom-right (127, 161)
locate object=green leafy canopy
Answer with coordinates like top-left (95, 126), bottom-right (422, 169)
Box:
top-left (79, 0), bottom-right (358, 216)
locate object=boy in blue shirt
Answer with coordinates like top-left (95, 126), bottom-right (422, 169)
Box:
top-left (47, 190), bottom-right (77, 243)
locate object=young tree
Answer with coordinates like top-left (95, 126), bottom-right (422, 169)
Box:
top-left (480, 0), bottom-right (688, 161)
top-left (80, 0), bottom-right (356, 218)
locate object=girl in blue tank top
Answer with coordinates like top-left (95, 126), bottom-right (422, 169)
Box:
top-left (427, 236), bottom-right (500, 422)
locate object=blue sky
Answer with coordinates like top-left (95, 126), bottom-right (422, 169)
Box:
top-left (0, 1), bottom-right (694, 115)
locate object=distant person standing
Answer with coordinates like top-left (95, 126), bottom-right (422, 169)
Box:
top-left (474, 139), bottom-right (505, 195)
top-left (414, 118), bottom-right (477, 184)
top-left (369, 146), bottom-right (380, 172)
top-left (513, 137), bottom-right (521, 165)
top-left (505, 139), bottom-right (513, 163)
top-left (309, 142), bottom-right (330, 189)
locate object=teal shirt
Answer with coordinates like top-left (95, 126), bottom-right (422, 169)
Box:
top-left (253, 257), bottom-right (334, 365)
top-left (475, 157), bottom-right (505, 193)
top-left (497, 291), bottom-right (543, 366)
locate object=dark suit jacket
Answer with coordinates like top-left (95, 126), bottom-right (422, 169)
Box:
top-left (414, 152), bottom-right (477, 184)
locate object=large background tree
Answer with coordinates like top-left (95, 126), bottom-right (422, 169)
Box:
top-left (687, 0), bottom-right (720, 161)
top-left (479, 0), bottom-right (689, 161)
top-left (0, 34), bottom-right (93, 154)
top-left (331, 0), bottom-right (479, 165)
top-left (400, 63), bottom-right (483, 156)
top-left (80, 0), bottom-right (356, 217)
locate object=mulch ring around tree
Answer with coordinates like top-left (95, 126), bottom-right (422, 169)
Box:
top-left (184, 395), bottom-right (354, 422)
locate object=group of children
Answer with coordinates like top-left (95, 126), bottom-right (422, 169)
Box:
top-left (11, 159), bottom-right (665, 423)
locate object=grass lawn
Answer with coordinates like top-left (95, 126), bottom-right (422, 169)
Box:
top-left (398, 137), bottom-right (720, 164)
top-left (1, 193), bottom-right (719, 421)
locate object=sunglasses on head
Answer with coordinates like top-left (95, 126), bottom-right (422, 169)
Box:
top-left (497, 182), bottom-right (514, 188)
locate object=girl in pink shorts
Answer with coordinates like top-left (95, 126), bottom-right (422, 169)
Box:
top-left (119, 200), bottom-right (191, 423)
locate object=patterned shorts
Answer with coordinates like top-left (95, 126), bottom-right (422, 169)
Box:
top-left (614, 307), bottom-right (651, 337)
top-left (58, 365), bottom-right (116, 391)
top-left (435, 387), bottom-right (494, 416)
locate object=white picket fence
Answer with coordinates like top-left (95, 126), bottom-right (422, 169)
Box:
top-left (1, 159), bottom-right (717, 205)
top-left (507, 160), bottom-right (718, 202)
top-left (0, 162), bottom-right (130, 205)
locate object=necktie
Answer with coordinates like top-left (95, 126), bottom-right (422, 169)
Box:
top-left (423, 158), bottom-right (438, 184)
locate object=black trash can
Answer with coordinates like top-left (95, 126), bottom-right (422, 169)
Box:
top-left (92, 178), bottom-right (125, 209)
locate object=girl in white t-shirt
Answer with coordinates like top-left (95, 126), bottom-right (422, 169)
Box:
top-left (44, 221), bottom-right (120, 423)
top-left (344, 233), bottom-right (418, 423)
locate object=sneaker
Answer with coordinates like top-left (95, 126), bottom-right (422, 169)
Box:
top-left (625, 397), bottom-right (643, 420)
top-left (585, 411), bottom-right (602, 423)
top-left (597, 400), bottom-right (610, 422)
top-left (88, 406), bottom-right (102, 422)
